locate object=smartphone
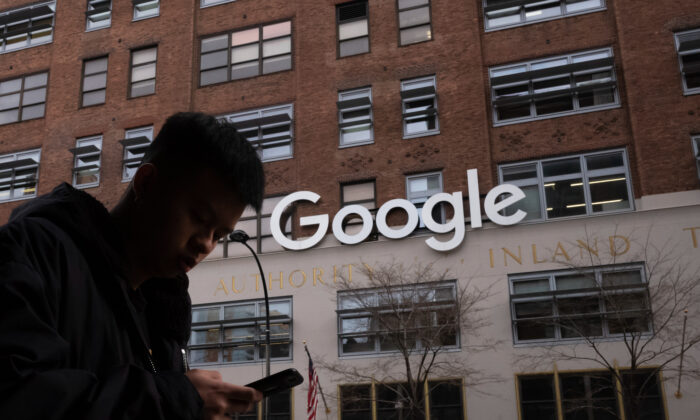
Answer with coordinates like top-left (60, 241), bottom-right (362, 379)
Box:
top-left (245, 368), bottom-right (304, 397)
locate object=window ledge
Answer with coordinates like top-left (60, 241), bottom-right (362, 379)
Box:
top-left (492, 103), bottom-right (621, 127)
top-left (0, 195), bottom-right (37, 204)
top-left (403, 130), bottom-right (440, 140)
top-left (85, 25), bottom-right (111, 33)
top-left (513, 206), bottom-right (635, 226)
top-left (132, 14), bottom-right (159, 22)
top-left (339, 140), bottom-right (374, 149)
top-left (513, 332), bottom-right (653, 348)
top-left (484, 6), bottom-right (607, 33)
top-left (0, 39), bottom-right (53, 55)
top-left (200, 0), bottom-right (236, 8)
top-left (338, 346), bottom-right (461, 360)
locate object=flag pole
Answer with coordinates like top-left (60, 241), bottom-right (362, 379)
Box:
top-left (304, 341), bottom-right (331, 414)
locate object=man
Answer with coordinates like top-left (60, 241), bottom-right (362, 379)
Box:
top-left (0, 112), bottom-right (264, 419)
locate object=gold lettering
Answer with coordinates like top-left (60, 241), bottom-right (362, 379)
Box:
top-left (231, 276), bottom-right (244, 294)
top-left (489, 249), bottom-right (494, 268)
top-left (577, 239), bottom-right (599, 258)
top-left (313, 268), bottom-right (325, 286)
top-left (333, 265), bottom-right (340, 283)
top-left (552, 242), bottom-right (571, 261)
top-left (289, 270), bottom-right (307, 288)
top-left (253, 274), bottom-right (261, 292)
top-left (683, 227), bottom-right (700, 248)
top-left (214, 278), bottom-right (229, 296)
top-left (531, 244), bottom-right (547, 264)
top-left (608, 235), bottom-right (630, 256)
top-left (502, 246), bottom-right (522, 266)
top-left (333, 265), bottom-right (353, 282)
top-left (362, 262), bottom-right (374, 274)
top-left (269, 271), bottom-right (284, 289)
top-left (347, 264), bottom-right (353, 283)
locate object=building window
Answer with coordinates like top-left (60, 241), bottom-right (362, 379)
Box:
top-left (398, 0), bottom-right (432, 46)
top-left (406, 172), bottom-right (443, 227)
top-left (693, 135), bottom-right (700, 180)
top-left (340, 180), bottom-right (377, 239)
top-left (339, 380), bottom-right (464, 420)
top-left (200, 20), bottom-right (292, 86)
top-left (70, 135), bottom-right (102, 188)
top-left (0, 72), bottom-right (47, 125)
top-left (517, 369), bottom-right (665, 420)
top-left (498, 148), bottom-right (632, 222)
top-left (120, 126), bottom-right (153, 181)
top-left (490, 48), bottom-right (618, 125)
top-left (337, 281), bottom-right (458, 356)
top-left (133, 0), bottom-right (159, 20)
top-left (222, 104), bottom-right (293, 162)
top-left (483, 0), bottom-right (605, 31)
top-left (0, 1), bottom-right (55, 54)
top-left (188, 298), bottom-right (292, 366)
top-left (338, 87), bottom-right (373, 147)
top-left (81, 56), bottom-right (108, 107)
top-left (401, 75), bottom-right (439, 137)
top-left (509, 264), bottom-right (651, 344)
top-left (429, 380), bottom-right (464, 420)
top-left (200, 0), bottom-right (235, 7)
top-left (337, 1), bottom-right (369, 58)
top-left (0, 149), bottom-right (40, 202)
top-left (674, 28), bottom-right (700, 95)
top-left (231, 196), bottom-right (292, 254)
top-left (130, 46), bottom-right (157, 98)
top-left (86, 0), bottom-right (111, 31)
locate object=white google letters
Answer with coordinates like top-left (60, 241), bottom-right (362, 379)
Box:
top-left (270, 169), bottom-right (527, 252)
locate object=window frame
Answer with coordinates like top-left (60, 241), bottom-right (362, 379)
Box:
top-left (81, 55), bottom-right (108, 108)
top-left (340, 179), bottom-right (377, 240)
top-left (227, 195), bottom-right (293, 255)
top-left (86, 0), bottom-right (112, 32)
top-left (0, 1), bottom-right (56, 54)
top-left (71, 135), bottom-right (102, 189)
top-left (406, 171), bottom-right (444, 227)
top-left (674, 28), bottom-right (700, 95)
top-left (0, 70), bottom-right (48, 126)
top-left (129, 45), bottom-right (158, 98)
top-left (336, 0), bottom-right (370, 58)
top-left (220, 103), bottom-right (294, 162)
top-left (0, 148), bottom-right (41, 203)
top-left (401, 75), bottom-right (439, 138)
top-left (482, 0), bottom-right (607, 32)
top-left (509, 263), bottom-right (652, 345)
top-left (516, 368), bottom-right (666, 420)
top-left (188, 297), bottom-right (293, 367)
top-left (693, 135), bottom-right (700, 181)
top-left (396, 0), bottom-right (433, 46)
top-left (199, 19), bottom-right (293, 87)
top-left (200, 0), bottom-right (236, 8)
top-left (489, 47), bottom-right (619, 126)
top-left (336, 280), bottom-right (459, 357)
top-left (120, 125), bottom-right (153, 182)
top-left (132, 0), bottom-right (159, 21)
top-left (338, 86), bottom-right (374, 148)
top-left (339, 379), bottom-right (465, 420)
top-left (498, 148), bottom-right (634, 223)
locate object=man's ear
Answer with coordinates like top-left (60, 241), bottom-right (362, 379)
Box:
top-left (132, 163), bottom-right (158, 203)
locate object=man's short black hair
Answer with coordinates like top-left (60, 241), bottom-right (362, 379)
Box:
top-left (142, 112), bottom-right (265, 211)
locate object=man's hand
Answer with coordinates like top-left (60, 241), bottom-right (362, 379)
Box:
top-left (186, 369), bottom-right (263, 419)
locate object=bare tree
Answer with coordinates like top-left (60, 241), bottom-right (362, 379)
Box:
top-left (319, 260), bottom-right (496, 420)
top-left (515, 227), bottom-right (700, 420)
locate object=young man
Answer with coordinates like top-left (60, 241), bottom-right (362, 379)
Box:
top-left (0, 113), bottom-right (264, 419)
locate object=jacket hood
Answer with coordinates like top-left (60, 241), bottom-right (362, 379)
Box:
top-left (10, 183), bottom-right (193, 347)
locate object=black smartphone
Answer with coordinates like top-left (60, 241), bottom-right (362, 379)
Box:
top-left (245, 368), bottom-right (304, 397)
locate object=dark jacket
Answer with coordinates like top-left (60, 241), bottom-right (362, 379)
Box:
top-left (0, 184), bottom-right (203, 419)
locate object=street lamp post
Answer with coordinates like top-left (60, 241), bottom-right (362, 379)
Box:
top-left (229, 230), bottom-right (270, 420)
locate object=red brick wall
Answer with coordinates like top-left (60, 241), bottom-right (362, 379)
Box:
top-left (1, 0), bottom-right (699, 228)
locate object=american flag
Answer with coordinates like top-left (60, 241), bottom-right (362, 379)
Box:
top-left (307, 356), bottom-right (319, 420)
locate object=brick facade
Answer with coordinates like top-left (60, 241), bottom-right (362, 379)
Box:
top-left (1, 0), bottom-right (699, 227)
